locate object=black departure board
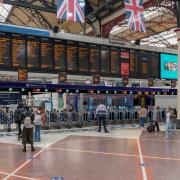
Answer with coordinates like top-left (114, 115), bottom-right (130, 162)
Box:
top-left (67, 41), bottom-right (78, 72)
top-left (130, 50), bottom-right (139, 77)
top-left (150, 52), bottom-right (159, 78)
top-left (90, 44), bottom-right (100, 73)
top-left (27, 37), bottom-right (39, 69)
top-left (79, 43), bottom-right (89, 73)
top-left (0, 33), bottom-right (10, 67)
top-left (12, 35), bottom-right (26, 68)
top-left (120, 49), bottom-right (130, 76)
top-left (41, 38), bottom-right (53, 69)
top-left (54, 39), bottom-right (66, 71)
top-left (138, 51), bottom-right (149, 78)
top-left (111, 47), bottom-right (120, 75)
top-left (101, 46), bottom-right (110, 74)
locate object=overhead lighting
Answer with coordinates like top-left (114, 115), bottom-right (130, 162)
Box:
top-left (9, 88), bottom-right (13, 92)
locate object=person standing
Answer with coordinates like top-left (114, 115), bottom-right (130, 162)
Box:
top-left (22, 114), bottom-right (35, 152)
top-left (95, 103), bottom-right (109, 133)
top-left (153, 106), bottom-right (161, 131)
top-left (34, 108), bottom-right (42, 142)
top-left (138, 106), bottom-right (147, 128)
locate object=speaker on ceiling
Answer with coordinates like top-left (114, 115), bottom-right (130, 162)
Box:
top-left (53, 26), bottom-right (59, 33)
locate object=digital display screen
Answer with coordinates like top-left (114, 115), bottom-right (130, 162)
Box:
top-left (121, 49), bottom-right (129, 76)
top-left (150, 52), bottom-right (159, 78)
top-left (138, 51), bottom-right (150, 78)
top-left (111, 47), bottom-right (120, 75)
top-left (160, 53), bottom-right (178, 79)
top-left (130, 50), bottom-right (138, 77)
top-left (89, 44), bottom-right (100, 73)
top-left (67, 41), bottom-right (78, 72)
top-left (41, 38), bottom-right (53, 69)
top-left (54, 39), bottom-right (66, 71)
top-left (79, 43), bottom-right (89, 72)
top-left (0, 33), bottom-right (10, 67)
top-left (27, 37), bottom-right (40, 69)
top-left (12, 35), bottom-right (26, 68)
top-left (101, 46), bottom-right (110, 74)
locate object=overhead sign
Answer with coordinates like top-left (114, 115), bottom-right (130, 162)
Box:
top-left (0, 93), bottom-right (22, 105)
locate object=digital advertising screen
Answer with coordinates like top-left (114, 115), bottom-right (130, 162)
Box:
top-left (0, 33), bottom-right (11, 67)
top-left (121, 62), bottom-right (129, 76)
top-left (27, 37), bottom-right (40, 69)
top-left (120, 49), bottom-right (129, 76)
top-left (78, 43), bottom-right (89, 73)
top-left (54, 39), bottom-right (66, 71)
top-left (160, 53), bottom-right (178, 79)
top-left (12, 35), bottom-right (26, 68)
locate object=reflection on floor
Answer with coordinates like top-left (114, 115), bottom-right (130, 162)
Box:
top-left (0, 126), bottom-right (180, 180)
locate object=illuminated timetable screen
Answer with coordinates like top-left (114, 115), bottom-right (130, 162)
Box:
top-left (12, 35), bottom-right (26, 68)
top-left (27, 37), bottom-right (40, 69)
top-left (78, 43), bottom-right (89, 73)
top-left (41, 38), bottom-right (53, 69)
top-left (101, 46), bottom-right (110, 74)
top-left (89, 44), bottom-right (100, 73)
top-left (67, 41), bottom-right (78, 72)
top-left (0, 33), bottom-right (10, 67)
top-left (54, 39), bottom-right (66, 71)
top-left (111, 47), bottom-right (120, 75)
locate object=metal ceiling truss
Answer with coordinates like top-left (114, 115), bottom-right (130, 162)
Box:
top-left (3, 0), bottom-right (56, 13)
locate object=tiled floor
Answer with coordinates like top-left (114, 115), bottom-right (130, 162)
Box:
top-left (0, 126), bottom-right (180, 180)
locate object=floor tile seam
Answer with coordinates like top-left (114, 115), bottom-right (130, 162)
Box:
top-left (2, 135), bottom-right (71, 180)
top-left (48, 147), bottom-right (140, 158)
top-left (140, 138), bottom-right (180, 142)
top-left (143, 155), bottom-right (180, 161)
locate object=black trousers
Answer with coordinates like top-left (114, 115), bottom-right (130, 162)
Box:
top-left (17, 123), bottom-right (22, 137)
top-left (98, 115), bottom-right (108, 132)
top-left (155, 121), bottom-right (160, 131)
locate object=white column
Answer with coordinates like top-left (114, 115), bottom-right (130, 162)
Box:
top-left (175, 28), bottom-right (180, 128)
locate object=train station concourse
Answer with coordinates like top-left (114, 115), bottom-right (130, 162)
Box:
top-left (0, 0), bottom-right (180, 180)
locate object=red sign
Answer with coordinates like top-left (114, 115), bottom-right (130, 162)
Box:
top-left (120, 51), bottom-right (129, 59)
top-left (121, 63), bottom-right (129, 76)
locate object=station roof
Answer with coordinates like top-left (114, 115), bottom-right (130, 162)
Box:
top-left (0, 0), bottom-right (177, 48)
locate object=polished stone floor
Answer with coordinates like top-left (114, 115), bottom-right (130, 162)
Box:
top-left (0, 126), bottom-right (180, 180)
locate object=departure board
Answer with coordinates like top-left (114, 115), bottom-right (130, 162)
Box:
top-left (101, 46), bottom-right (110, 74)
top-left (41, 38), bottom-right (53, 69)
top-left (78, 43), bottom-right (89, 72)
top-left (67, 41), bottom-right (78, 72)
top-left (89, 44), bottom-right (100, 73)
top-left (0, 33), bottom-right (10, 67)
top-left (27, 37), bottom-right (39, 69)
top-left (138, 51), bottom-right (149, 78)
top-left (111, 47), bottom-right (120, 75)
top-left (54, 39), bottom-right (66, 71)
top-left (12, 35), bottom-right (26, 68)
top-left (130, 50), bottom-right (139, 77)
top-left (121, 49), bottom-right (130, 76)
top-left (150, 52), bottom-right (159, 78)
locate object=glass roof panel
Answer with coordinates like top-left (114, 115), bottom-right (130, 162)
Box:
top-left (0, 3), bottom-right (12, 22)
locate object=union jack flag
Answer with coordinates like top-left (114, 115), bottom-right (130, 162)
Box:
top-left (124, 0), bottom-right (146, 32)
top-left (57, 0), bottom-right (85, 23)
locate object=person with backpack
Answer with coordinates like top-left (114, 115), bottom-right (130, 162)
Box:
top-left (34, 108), bottom-right (42, 142)
top-left (138, 106), bottom-right (147, 128)
top-left (22, 107), bottom-right (35, 152)
top-left (153, 106), bottom-right (161, 131)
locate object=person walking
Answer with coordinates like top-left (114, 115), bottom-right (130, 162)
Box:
top-left (153, 106), bottom-right (161, 131)
top-left (34, 108), bottom-right (42, 142)
top-left (95, 103), bottom-right (109, 133)
top-left (138, 106), bottom-right (147, 128)
top-left (22, 107), bottom-right (35, 152)
top-left (165, 106), bottom-right (176, 139)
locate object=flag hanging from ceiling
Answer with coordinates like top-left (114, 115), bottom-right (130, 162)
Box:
top-left (124, 0), bottom-right (146, 32)
top-left (57, 0), bottom-right (85, 23)
top-left (0, 0), bottom-right (3, 3)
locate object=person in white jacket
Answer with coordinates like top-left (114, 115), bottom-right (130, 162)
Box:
top-left (34, 109), bottom-right (42, 142)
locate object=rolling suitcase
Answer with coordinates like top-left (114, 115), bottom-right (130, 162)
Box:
top-left (147, 123), bottom-right (155, 132)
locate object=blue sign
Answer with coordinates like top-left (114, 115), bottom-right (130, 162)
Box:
top-left (160, 53), bottom-right (178, 79)
top-left (0, 93), bottom-right (22, 105)
top-left (51, 177), bottom-right (63, 180)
